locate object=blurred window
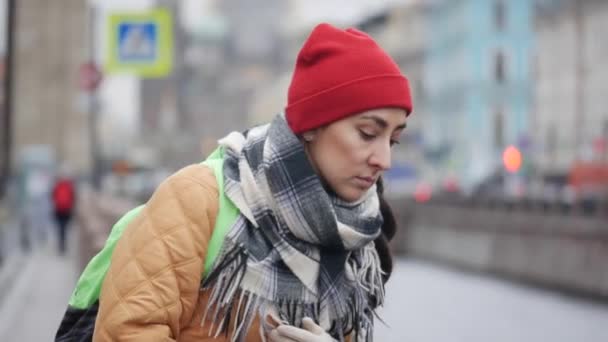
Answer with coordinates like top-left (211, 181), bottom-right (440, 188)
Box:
top-left (494, 1), bottom-right (506, 31)
top-left (532, 52), bottom-right (539, 81)
top-left (415, 79), bottom-right (425, 100)
top-left (547, 125), bottom-right (557, 156)
top-left (495, 51), bottom-right (505, 83)
top-left (494, 109), bottom-right (504, 149)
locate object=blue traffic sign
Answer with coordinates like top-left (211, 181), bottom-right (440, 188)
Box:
top-left (118, 22), bottom-right (157, 62)
top-left (105, 9), bottom-right (173, 78)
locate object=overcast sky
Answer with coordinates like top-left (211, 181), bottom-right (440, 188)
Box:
top-left (179, 0), bottom-right (413, 35)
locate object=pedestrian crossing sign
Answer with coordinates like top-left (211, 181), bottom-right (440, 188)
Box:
top-left (105, 9), bottom-right (173, 78)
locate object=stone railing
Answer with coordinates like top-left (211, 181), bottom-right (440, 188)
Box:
top-left (74, 188), bottom-right (136, 272)
top-left (388, 196), bottom-right (608, 298)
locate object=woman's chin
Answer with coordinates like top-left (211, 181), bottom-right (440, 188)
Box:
top-left (335, 187), bottom-right (366, 203)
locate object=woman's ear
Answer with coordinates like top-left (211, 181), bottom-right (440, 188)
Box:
top-left (302, 131), bottom-right (316, 142)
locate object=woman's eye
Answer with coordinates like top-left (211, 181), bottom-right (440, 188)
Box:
top-left (390, 139), bottom-right (401, 147)
top-left (359, 130), bottom-right (375, 141)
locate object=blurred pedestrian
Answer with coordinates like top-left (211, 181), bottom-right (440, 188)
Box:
top-left (57, 23), bottom-right (413, 342)
top-left (22, 167), bottom-right (53, 248)
top-left (51, 167), bottom-right (76, 255)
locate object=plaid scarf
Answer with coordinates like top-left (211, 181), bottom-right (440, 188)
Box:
top-left (201, 114), bottom-right (385, 342)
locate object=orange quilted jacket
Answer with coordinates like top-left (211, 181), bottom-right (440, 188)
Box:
top-left (92, 164), bottom-right (264, 341)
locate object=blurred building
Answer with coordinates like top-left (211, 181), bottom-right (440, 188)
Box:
top-left (359, 1), bottom-right (433, 196)
top-left (137, 0), bottom-right (197, 169)
top-left (534, 0), bottom-right (608, 176)
top-left (10, 0), bottom-right (89, 174)
top-left (0, 55), bottom-right (7, 193)
top-left (137, 0), bottom-right (288, 168)
top-left (212, 0), bottom-right (287, 131)
top-left (425, 0), bottom-right (534, 191)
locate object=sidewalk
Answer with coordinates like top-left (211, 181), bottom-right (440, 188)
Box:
top-left (374, 259), bottom-right (608, 341)
top-left (0, 232), bottom-right (78, 341)
top-left (0, 214), bottom-right (28, 307)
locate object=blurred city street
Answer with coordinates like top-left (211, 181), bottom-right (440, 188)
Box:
top-left (376, 259), bottom-right (608, 342)
top-left (0, 228), bottom-right (77, 341)
top-left (0, 242), bottom-right (607, 341)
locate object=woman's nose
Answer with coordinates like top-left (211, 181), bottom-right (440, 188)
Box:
top-left (369, 141), bottom-right (392, 170)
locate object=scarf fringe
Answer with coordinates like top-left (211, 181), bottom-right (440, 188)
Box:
top-left (201, 243), bottom-right (384, 342)
top-left (340, 245), bottom-right (384, 342)
top-left (201, 244), bottom-right (248, 340)
top-left (355, 244), bottom-right (385, 308)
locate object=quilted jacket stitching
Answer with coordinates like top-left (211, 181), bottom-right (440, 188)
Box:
top-left (99, 266), bottom-right (134, 339)
top-left (94, 165), bottom-right (222, 341)
top-left (168, 175), bottom-right (207, 270)
top-left (135, 183), bottom-right (182, 329)
top-left (174, 173), bottom-right (219, 261)
top-left (167, 177), bottom-right (212, 328)
top-left (148, 207), bottom-right (184, 337)
top-left (107, 223), bottom-right (184, 291)
top-left (101, 187), bottom-right (182, 326)
top-left (110, 175), bottom-right (200, 297)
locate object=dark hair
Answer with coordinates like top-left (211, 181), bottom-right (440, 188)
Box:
top-left (375, 177), bottom-right (396, 284)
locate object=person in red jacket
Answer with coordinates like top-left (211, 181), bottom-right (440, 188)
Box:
top-left (51, 172), bottom-right (76, 254)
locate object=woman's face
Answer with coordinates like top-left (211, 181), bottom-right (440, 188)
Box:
top-left (304, 108), bottom-right (407, 202)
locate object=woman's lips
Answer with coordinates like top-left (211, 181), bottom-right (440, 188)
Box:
top-left (354, 176), bottom-right (375, 187)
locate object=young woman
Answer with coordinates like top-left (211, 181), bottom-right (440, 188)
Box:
top-left (56, 22), bottom-right (412, 342)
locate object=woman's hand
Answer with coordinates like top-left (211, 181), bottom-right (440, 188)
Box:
top-left (268, 317), bottom-right (337, 342)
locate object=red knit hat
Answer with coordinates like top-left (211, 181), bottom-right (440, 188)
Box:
top-left (285, 23), bottom-right (413, 134)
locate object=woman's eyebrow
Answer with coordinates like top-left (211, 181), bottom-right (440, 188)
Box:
top-left (360, 115), bottom-right (407, 130)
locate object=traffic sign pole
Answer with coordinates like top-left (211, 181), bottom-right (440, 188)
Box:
top-left (86, 5), bottom-right (102, 190)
